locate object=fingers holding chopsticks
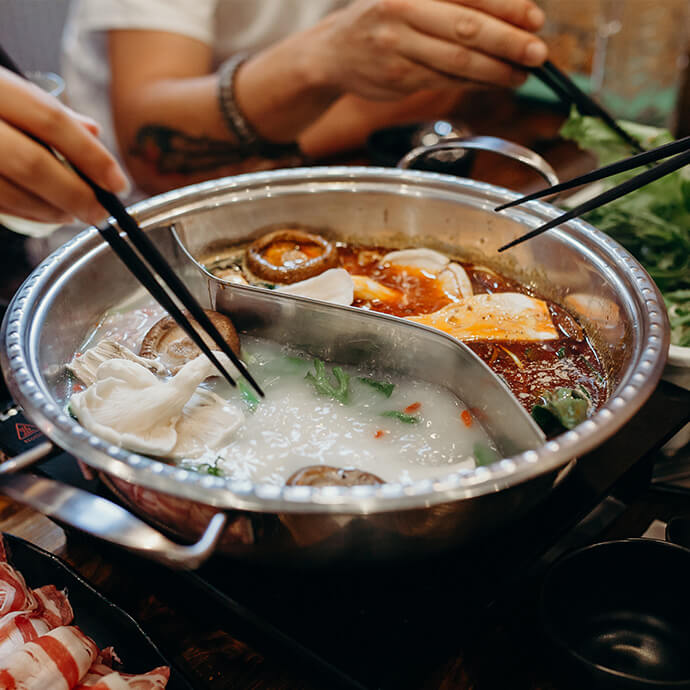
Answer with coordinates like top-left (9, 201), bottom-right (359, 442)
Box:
top-left (396, 4), bottom-right (548, 88)
top-left (319, 0), bottom-right (549, 99)
top-left (391, 0), bottom-right (549, 84)
top-left (0, 66), bottom-right (127, 225)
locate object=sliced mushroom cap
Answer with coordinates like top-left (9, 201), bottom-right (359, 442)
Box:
top-left (68, 339), bottom-right (167, 387)
top-left (140, 310), bottom-right (240, 375)
top-left (70, 355), bottom-right (243, 459)
top-left (286, 465), bottom-right (384, 487)
top-left (245, 229), bottom-right (339, 284)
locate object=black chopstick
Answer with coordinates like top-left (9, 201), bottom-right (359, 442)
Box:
top-left (89, 184), bottom-right (263, 396)
top-left (532, 61), bottom-right (645, 155)
top-left (99, 221), bottom-right (249, 391)
top-left (542, 62), bottom-right (644, 154)
top-left (0, 44), bottom-right (263, 396)
top-left (497, 146), bottom-right (690, 252)
top-left (495, 134), bottom-right (690, 211)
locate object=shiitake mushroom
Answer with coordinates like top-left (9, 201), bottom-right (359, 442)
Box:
top-left (245, 229), bottom-right (338, 284)
top-left (140, 309), bottom-right (240, 374)
top-left (287, 465), bottom-right (384, 487)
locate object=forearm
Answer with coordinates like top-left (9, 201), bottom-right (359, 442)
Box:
top-left (109, 29), bottom-right (339, 194)
top-left (299, 87), bottom-right (469, 159)
top-left (110, 0), bottom-right (547, 194)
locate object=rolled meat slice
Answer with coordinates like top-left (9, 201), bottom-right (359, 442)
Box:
top-left (75, 666), bottom-right (170, 689)
top-left (0, 564), bottom-right (37, 618)
top-left (0, 625), bottom-right (98, 689)
top-left (31, 587), bottom-right (74, 630)
top-left (0, 586), bottom-right (73, 661)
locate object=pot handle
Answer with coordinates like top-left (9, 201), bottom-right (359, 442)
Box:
top-left (0, 441), bottom-right (55, 475)
top-left (397, 135), bottom-right (560, 186)
top-left (0, 472), bottom-right (226, 570)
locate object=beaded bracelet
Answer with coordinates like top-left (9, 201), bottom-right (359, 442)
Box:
top-left (217, 52), bottom-right (302, 159)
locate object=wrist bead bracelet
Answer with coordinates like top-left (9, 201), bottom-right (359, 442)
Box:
top-left (217, 52), bottom-right (302, 159)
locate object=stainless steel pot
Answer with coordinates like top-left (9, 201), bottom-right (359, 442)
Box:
top-left (0, 154), bottom-right (668, 569)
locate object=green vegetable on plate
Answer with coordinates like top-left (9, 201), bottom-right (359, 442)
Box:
top-left (560, 108), bottom-right (690, 347)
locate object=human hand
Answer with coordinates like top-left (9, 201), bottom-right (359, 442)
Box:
top-left (0, 67), bottom-right (127, 225)
top-left (310, 0), bottom-right (548, 99)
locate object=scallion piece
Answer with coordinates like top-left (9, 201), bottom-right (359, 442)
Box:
top-left (305, 359), bottom-right (350, 404)
top-left (473, 442), bottom-right (500, 467)
top-left (359, 377), bottom-right (395, 398)
top-left (380, 410), bottom-right (420, 424)
top-left (238, 378), bottom-right (260, 412)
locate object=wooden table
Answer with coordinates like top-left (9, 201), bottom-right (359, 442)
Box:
top-left (0, 88), bottom-right (688, 690)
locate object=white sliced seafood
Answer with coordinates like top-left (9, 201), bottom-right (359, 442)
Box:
top-left (351, 275), bottom-right (403, 303)
top-left (68, 339), bottom-right (166, 387)
top-left (70, 354), bottom-right (243, 458)
top-left (438, 262), bottom-right (473, 300)
top-left (408, 292), bottom-right (559, 342)
top-left (471, 265), bottom-right (499, 276)
top-left (215, 269), bottom-right (249, 285)
top-left (382, 248), bottom-right (450, 273)
top-left (276, 268), bottom-right (354, 306)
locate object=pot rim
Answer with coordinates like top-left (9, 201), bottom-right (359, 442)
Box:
top-left (1, 166), bottom-right (669, 514)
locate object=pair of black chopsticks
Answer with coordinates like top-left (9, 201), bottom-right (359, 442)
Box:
top-left (0, 45), bottom-right (263, 397)
top-left (495, 134), bottom-right (690, 251)
top-left (532, 60), bottom-right (644, 155)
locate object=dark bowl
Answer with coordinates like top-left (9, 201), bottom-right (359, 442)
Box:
top-left (366, 121), bottom-right (474, 174)
top-left (666, 517), bottom-right (690, 549)
top-left (540, 539), bottom-right (690, 689)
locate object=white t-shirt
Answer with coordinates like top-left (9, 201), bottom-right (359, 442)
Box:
top-left (62, 0), bottom-right (347, 160)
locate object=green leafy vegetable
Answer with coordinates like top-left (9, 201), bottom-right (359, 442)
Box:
top-left (237, 378), bottom-right (260, 412)
top-left (305, 359), bottom-right (350, 404)
top-left (531, 405), bottom-right (566, 436)
top-left (381, 410), bottom-right (420, 424)
top-left (358, 377), bottom-right (395, 398)
top-left (665, 290), bottom-right (690, 347)
top-left (578, 355), bottom-right (605, 383)
top-left (181, 460), bottom-right (224, 477)
top-left (531, 387), bottom-right (591, 432)
top-left (560, 108), bottom-right (690, 346)
top-left (473, 442), bottom-right (500, 467)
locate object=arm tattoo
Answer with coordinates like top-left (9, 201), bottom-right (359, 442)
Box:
top-left (130, 125), bottom-right (245, 175)
top-left (130, 124), bottom-right (303, 175)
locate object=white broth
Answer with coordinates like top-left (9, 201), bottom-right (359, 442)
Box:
top-left (193, 337), bottom-right (495, 484)
top-left (73, 298), bottom-right (499, 485)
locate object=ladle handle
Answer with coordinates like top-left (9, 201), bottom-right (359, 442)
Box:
top-left (397, 135), bottom-right (560, 187)
top-left (0, 472), bottom-right (226, 570)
